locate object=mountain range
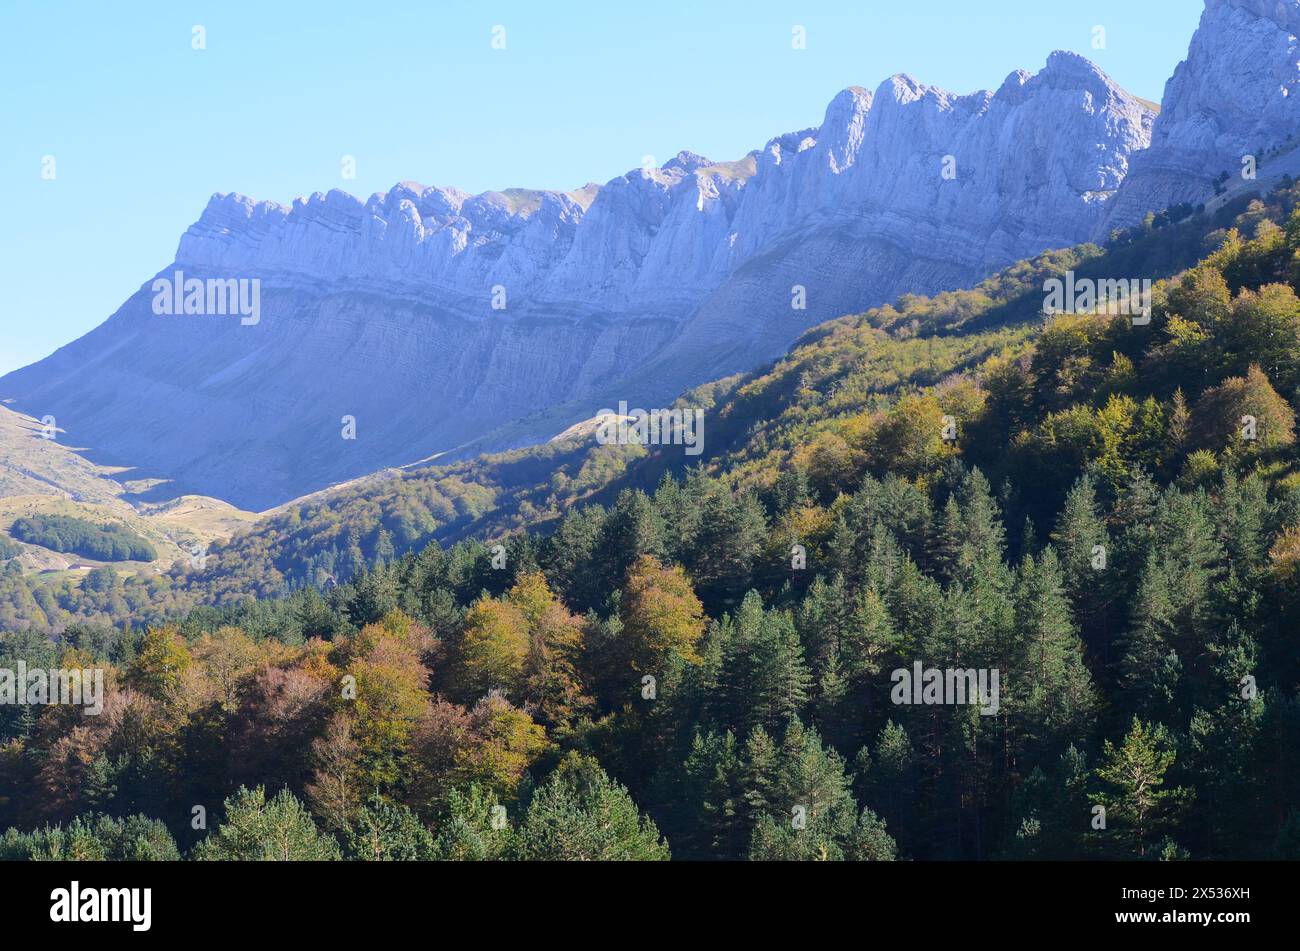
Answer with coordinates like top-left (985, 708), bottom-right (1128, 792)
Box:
top-left (3, 0), bottom-right (1299, 511)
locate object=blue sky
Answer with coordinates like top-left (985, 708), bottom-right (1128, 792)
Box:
top-left (0, 0), bottom-right (1204, 376)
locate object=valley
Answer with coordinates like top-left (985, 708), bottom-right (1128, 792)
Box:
top-left (0, 403), bottom-right (257, 579)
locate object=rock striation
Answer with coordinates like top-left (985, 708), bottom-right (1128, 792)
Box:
top-left (1, 51), bottom-right (1162, 509)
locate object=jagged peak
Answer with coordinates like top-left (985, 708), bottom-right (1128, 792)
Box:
top-left (865, 52), bottom-right (1147, 117)
top-left (1041, 49), bottom-right (1108, 81)
top-left (1210, 0), bottom-right (1300, 32)
top-left (818, 86), bottom-right (875, 172)
top-left (997, 69), bottom-right (1033, 95)
top-left (198, 178), bottom-right (599, 231)
top-left (188, 42), bottom-right (1154, 256)
top-left (1034, 49), bottom-right (1133, 101)
top-left (195, 47), bottom-right (1151, 242)
top-left (872, 72), bottom-right (998, 113)
top-left (820, 85), bottom-right (874, 125)
top-left (662, 150), bottom-right (712, 172)
top-left (763, 127), bottom-right (818, 156)
top-left (878, 72), bottom-right (933, 104)
top-left (200, 191), bottom-right (290, 224)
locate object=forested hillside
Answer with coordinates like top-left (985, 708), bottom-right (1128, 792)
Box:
top-left (0, 194), bottom-right (1251, 632)
top-left (9, 515), bottom-right (157, 563)
top-left (2, 184), bottom-right (1300, 860)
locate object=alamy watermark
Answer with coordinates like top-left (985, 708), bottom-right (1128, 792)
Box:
top-left (151, 270), bottom-right (261, 325)
top-left (1043, 271), bottom-right (1151, 325)
top-left (890, 662), bottom-right (1000, 716)
top-left (0, 662), bottom-right (104, 715)
top-left (50, 881), bottom-right (150, 931)
top-left (595, 401), bottom-right (704, 456)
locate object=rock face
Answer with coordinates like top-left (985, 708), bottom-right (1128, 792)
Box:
top-left (2, 52), bottom-right (1154, 510)
top-left (1102, 0), bottom-right (1300, 232)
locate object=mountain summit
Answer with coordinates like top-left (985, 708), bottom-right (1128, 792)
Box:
top-left (0, 49), bottom-right (1166, 508)
top-left (1103, 0), bottom-right (1300, 231)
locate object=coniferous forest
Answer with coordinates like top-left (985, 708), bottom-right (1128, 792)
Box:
top-left (3, 186), bottom-right (1300, 863)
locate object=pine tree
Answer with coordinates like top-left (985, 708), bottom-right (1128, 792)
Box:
top-left (858, 720), bottom-right (918, 857)
top-left (1013, 547), bottom-right (1096, 751)
top-left (543, 505), bottom-right (607, 613)
top-left (813, 648), bottom-right (850, 750)
top-left (345, 794), bottom-right (436, 860)
top-left (1215, 470), bottom-right (1270, 574)
top-left (1119, 553), bottom-right (1185, 721)
top-left (374, 528), bottom-right (396, 566)
top-left (429, 784), bottom-right (514, 860)
top-left (691, 486), bottom-right (767, 608)
top-left (771, 466), bottom-right (812, 516)
top-left (1165, 388), bottom-right (1191, 473)
top-left (347, 563), bottom-right (401, 627)
top-left (510, 753), bottom-right (670, 860)
top-left (795, 573), bottom-right (853, 681)
top-left (716, 592), bottom-right (811, 735)
top-left (746, 720), bottom-right (894, 860)
top-left (602, 490), bottom-right (666, 590)
top-left (1052, 473), bottom-right (1118, 661)
top-left (844, 586), bottom-right (897, 684)
top-left (739, 726), bottom-right (778, 833)
top-left (679, 730), bottom-right (744, 858)
top-left (192, 786), bottom-right (341, 860)
top-left (934, 469), bottom-right (1006, 587)
top-left (1093, 718), bottom-right (1192, 859)
top-left (1008, 744), bottom-right (1090, 859)
top-left (1186, 680), bottom-right (1265, 858)
top-left (934, 495), bottom-right (966, 585)
top-left (342, 526), bottom-right (366, 582)
top-left (1052, 475), bottom-right (1109, 604)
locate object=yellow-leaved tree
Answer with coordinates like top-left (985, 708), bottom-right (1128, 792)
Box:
top-left (619, 555), bottom-right (706, 676)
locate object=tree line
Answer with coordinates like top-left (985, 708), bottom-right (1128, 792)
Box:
top-left (3, 183), bottom-right (1300, 859)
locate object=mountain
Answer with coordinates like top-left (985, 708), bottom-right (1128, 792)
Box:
top-left (0, 178), bottom-right (1253, 630)
top-left (163, 184), bottom-right (1266, 601)
top-left (0, 52), bottom-right (1152, 510)
top-left (0, 173), bottom-right (1247, 632)
top-left (0, 404), bottom-right (255, 575)
top-left (5, 157), bottom-right (1300, 869)
top-left (1102, 0), bottom-right (1300, 231)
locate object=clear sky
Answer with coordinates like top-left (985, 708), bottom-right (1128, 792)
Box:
top-left (0, 0), bottom-right (1205, 376)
